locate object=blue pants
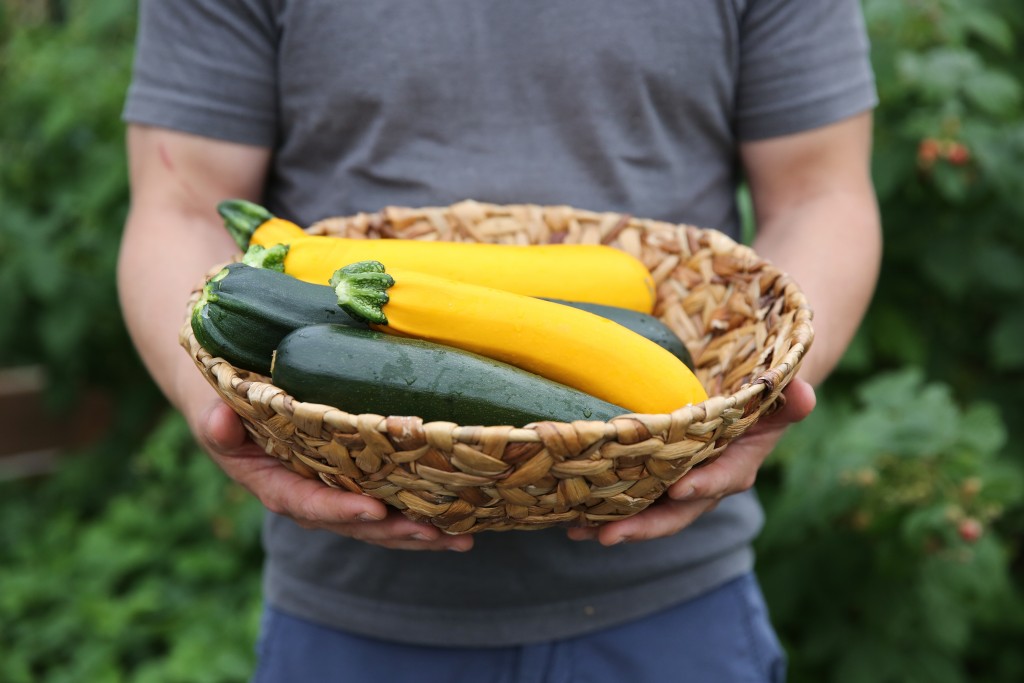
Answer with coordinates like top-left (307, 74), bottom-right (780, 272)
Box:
top-left (252, 573), bottom-right (786, 683)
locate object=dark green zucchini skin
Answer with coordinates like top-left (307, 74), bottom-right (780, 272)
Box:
top-left (541, 298), bottom-right (694, 369)
top-left (271, 324), bottom-right (627, 427)
top-left (191, 262), bottom-right (364, 375)
top-left (191, 262), bottom-right (692, 379)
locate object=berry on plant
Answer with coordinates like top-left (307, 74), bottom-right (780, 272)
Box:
top-left (957, 518), bottom-right (983, 543)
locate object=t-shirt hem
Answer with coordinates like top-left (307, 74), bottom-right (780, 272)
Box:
top-left (736, 78), bottom-right (879, 142)
top-left (263, 544), bottom-right (755, 647)
top-left (122, 85), bottom-right (276, 148)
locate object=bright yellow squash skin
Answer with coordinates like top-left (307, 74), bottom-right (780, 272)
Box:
top-left (331, 261), bottom-right (708, 414)
top-left (283, 235), bottom-right (656, 313)
top-left (252, 217), bottom-right (308, 246)
top-left (218, 199), bottom-right (308, 249)
top-left (220, 198), bottom-right (657, 313)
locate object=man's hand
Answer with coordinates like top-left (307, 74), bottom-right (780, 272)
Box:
top-left (121, 125), bottom-right (473, 552)
top-left (565, 112), bottom-right (879, 545)
top-left (567, 378), bottom-right (816, 545)
top-left (195, 399), bottom-right (474, 552)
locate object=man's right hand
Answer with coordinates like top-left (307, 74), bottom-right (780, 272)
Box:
top-left (193, 398), bottom-right (474, 552)
top-left (120, 125), bottom-right (473, 553)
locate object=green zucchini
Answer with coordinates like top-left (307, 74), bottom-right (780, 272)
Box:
top-left (271, 324), bottom-right (627, 427)
top-left (190, 262), bottom-right (365, 376)
top-left (191, 261), bottom-right (693, 378)
top-left (542, 298), bottom-right (694, 369)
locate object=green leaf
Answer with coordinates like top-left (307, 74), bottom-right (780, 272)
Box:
top-left (897, 48), bottom-right (980, 101)
top-left (930, 163), bottom-right (972, 203)
top-left (869, 305), bottom-right (930, 365)
top-left (970, 244), bottom-right (1024, 293)
top-left (836, 326), bottom-right (874, 373)
top-left (964, 70), bottom-right (1023, 117)
top-left (919, 237), bottom-right (974, 299)
top-left (963, 11), bottom-right (1016, 55)
top-left (989, 309), bottom-right (1024, 370)
top-left (957, 402), bottom-right (1007, 455)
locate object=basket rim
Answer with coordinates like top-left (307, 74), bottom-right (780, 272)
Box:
top-left (182, 324), bottom-right (809, 445)
top-left (184, 201), bottom-right (814, 445)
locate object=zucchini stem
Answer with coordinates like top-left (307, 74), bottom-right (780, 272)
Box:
top-left (243, 243), bottom-right (290, 272)
top-left (330, 261), bottom-right (395, 325)
top-left (190, 267), bottom-right (227, 320)
top-left (218, 198), bottom-right (275, 249)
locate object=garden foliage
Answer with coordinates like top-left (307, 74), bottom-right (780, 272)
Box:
top-left (1, 1), bottom-right (1022, 681)
top-left (0, 416), bottom-right (264, 683)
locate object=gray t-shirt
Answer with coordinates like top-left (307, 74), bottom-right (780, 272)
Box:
top-left (125, 0), bottom-right (876, 646)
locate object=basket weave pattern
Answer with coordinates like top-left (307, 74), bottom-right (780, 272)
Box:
top-left (181, 201), bottom-right (813, 534)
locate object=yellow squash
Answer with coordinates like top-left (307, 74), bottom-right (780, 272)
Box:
top-left (221, 199), bottom-right (657, 313)
top-left (218, 198), bottom-right (307, 245)
top-left (253, 217), bottom-right (307, 246)
top-left (331, 261), bottom-right (708, 414)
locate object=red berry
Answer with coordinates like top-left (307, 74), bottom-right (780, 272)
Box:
top-left (946, 142), bottom-right (971, 166)
top-left (918, 138), bottom-right (941, 166)
top-left (958, 518), bottom-right (983, 543)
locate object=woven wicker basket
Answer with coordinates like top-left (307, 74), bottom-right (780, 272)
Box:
top-left (180, 200), bottom-right (813, 534)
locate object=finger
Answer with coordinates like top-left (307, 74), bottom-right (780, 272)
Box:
top-left (200, 402), bottom-right (476, 549)
top-left (197, 402), bottom-right (391, 523)
top-left (594, 498), bottom-right (718, 545)
top-left (237, 462), bottom-right (473, 549)
top-left (767, 377), bottom-right (816, 426)
top-left (323, 514), bottom-right (475, 552)
top-left (667, 429), bottom-right (771, 500)
top-left (204, 400), bottom-right (255, 452)
top-left (667, 447), bottom-right (763, 501)
top-left (249, 465), bottom-right (391, 523)
top-left (667, 379), bottom-right (817, 501)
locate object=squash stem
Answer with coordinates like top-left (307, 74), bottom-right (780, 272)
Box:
top-left (218, 198), bottom-right (275, 250)
top-left (242, 243), bottom-right (289, 272)
top-left (330, 261), bottom-right (395, 325)
top-left (190, 267), bottom-right (227, 320)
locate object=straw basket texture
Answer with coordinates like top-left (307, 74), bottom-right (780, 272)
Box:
top-left (180, 200), bottom-right (813, 534)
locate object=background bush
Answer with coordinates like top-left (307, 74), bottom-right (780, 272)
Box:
top-left (756, 1), bottom-right (1024, 681)
top-left (1, 0), bottom-right (1022, 681)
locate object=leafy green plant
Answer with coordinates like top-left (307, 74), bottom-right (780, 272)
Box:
top-left (757, 368), bottom-right (1024, 683)
top-left (848, 0), bottom-right (1024, 414)
top-left (0, 0), bottom-right (158, 414)
top-left (0, 414), bottom-right (264, 683)
top-left (809, 3), bottom-right (1024, 677)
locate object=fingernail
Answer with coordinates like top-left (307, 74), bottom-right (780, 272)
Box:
top-left (357, 512), bottom-right (384, 522)
top-left (671, 485), bottom-right (697, 500)
top-left (410, 532), bottom-right (433, 541)
top-left (609, 535), bottom-right (631, 546)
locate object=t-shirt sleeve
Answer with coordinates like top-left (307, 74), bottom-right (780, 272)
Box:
top-left (122, 0), bottom-right (279, 147)
top-left (735, 0), bottom-right (878, 141)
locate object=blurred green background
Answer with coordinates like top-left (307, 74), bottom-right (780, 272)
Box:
top-left (2, 1), bottom-right (1023, 681)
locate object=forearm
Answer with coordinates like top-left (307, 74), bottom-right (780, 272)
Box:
top-left (118, 125), bottom-right (270, 423)
top-left (117, 203), bottom-right (239, 419)
top-left (751, 187), bottom-right (881, 386)
top-left (741, 112), bottom-right (881, 387)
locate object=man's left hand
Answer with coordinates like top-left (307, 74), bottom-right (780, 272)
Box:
top-left (567, 377), bottom-right (816, 545)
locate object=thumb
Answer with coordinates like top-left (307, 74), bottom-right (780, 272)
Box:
top-left (201, 401), bottom-right (260, 454)
top-left (753, 377), bottom-right (816, 434)
top-left (773, 377), bottom-right (817, 426)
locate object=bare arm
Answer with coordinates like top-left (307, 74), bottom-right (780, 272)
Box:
top-left (742, 111), bottom-right (882, 386)
top-left (119, 125), bottom-right (268, 413)
top-left (119, 124), bottom-right (472, 551)
top-left (570, 112), bottom-right (881, 544)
